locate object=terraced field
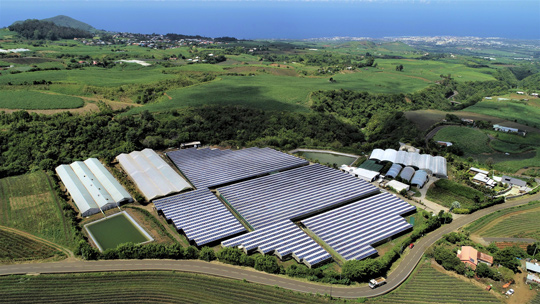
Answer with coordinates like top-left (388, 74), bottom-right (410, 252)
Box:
top-left (465, 201), bottom-right (540, 240)
top-left (369, 262), bottom-right (501, 304)
top-left (0, 229), bottom-right (63, 263)
top-left (0, 271), bottom-right (343, 304)
top-left (0, 171), bottom-right (75, 248)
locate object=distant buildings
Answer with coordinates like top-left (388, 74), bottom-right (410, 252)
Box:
top-left (493, 124), bottom-right (526, 137)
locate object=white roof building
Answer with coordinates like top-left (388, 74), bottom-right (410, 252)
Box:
top-left (340, 165), bottom-right (379, 182)
top-left (369, 149), bottom-right (447, 178)
top-left (56, 159), bottom-right (132, 217)
top-left (387, 180), bottom-right (410, 193)
top-left (116, 149), bottom-right (192, 201)
top-left (472, 173), bottom-right (496, 188)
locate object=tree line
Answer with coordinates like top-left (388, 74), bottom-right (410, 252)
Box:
top-left (9, 19), bottom-right (93, 40)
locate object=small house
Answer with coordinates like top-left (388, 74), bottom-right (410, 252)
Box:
top-left (457, 246), bottom-right (493, 270)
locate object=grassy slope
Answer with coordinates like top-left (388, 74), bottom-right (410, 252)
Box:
top-left (0, 271), bottom-right (344, 304)
top-left (369, 261), bottom-right (501, 303)
top-left (465, 201), bottom-right (540, 234)
top-left (464, 100), bottom-right (540, 129)
top-left (433, 126), bottom-right (491, 155)
top-left (0, 171), bottom-right (74, 248)
top-left (0, 228), bottom-right (63, 262)
top-left (426, 179), bottom-right (484, 210)
top-left (0, 90), bottom-right (84, 109)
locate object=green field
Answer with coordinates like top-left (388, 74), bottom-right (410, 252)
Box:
top-left (368, 261), bottom-right (501, 303)
top-left (0, 228), bottom-right (64, 263)
top-left (464, 100), bottom-right (540, 129)
top-left (465, 201), bottom-right (540, 240)
top-left (433, 126), bottom-right (491, 155)
top-left (0, 90), bottom-right (84, 109)
top-left (530, 293), bottom-right (540, 304)
top-left (0, 271), bottom-right (344, 304)
top-left (426, 179), bottom-right (484, 211)
top-left (0, 171), bottom-right (75, 248)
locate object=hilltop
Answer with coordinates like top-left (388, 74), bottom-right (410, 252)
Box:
top-left (13, 15), bottom-right (96, 33)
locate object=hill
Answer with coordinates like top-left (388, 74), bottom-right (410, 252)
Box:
top-left (42, 15), bottom-right (96, 33)
top-left (12, 15), bottom-right (96, 33)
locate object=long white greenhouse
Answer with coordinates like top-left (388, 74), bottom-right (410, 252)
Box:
top-left (369, 148), bottom-right (447, 178)
top-left (56, 158), bottom-right (133, 217)
top-left (116, 149), bottom-right (193, 201)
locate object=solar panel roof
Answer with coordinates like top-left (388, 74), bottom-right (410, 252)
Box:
top-left (154, 189), bottom-right (246, 246)
top-left (217, 164), bottom-right (380, 230)
top-left (302, 192), bottom-right (416, 261)
top-left (167, 147), bottom-right (308, 189)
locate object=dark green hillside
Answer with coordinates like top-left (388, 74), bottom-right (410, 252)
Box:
top-left (8, 19), bottom-right (93, 40)
top-left (42, 15), bottom-right (96, 33)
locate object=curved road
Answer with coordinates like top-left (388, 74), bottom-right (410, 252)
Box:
top-left (1, 193), bottom-right (538, 299)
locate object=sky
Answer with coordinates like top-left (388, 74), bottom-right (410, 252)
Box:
top-left (1, 0), bottom-right (539, 39)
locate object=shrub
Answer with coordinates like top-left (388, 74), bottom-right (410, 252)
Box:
top-left (254, 255), bottom-right (280, 274)
top-left (199, 247), bottom-right (216, 262)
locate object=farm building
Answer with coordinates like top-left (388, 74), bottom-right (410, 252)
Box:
top-left (385, 164), bottom-right (403, 179)
top-left (369, 149), bottom-right (447, 178)
top-left (167, 147), bottom-right (308, 189)
top-left (501, 175), bottom-right (527, 190)
top-left (386, 180), bottom-right (410, 193)
top-left (340, 165), bottom-right (380, 182)
top-left (116, 149), bottom-right (192, 201)
top-left (411, 170), bottom-right (429, 188)
top-left (493, 124), bottom-right (526, 136)
top-left (55, 159), bottom-right (132, 217)
top-left (457, 246), bottom-right (493, 270)
top-left (526, 262), bottom-right (540, 284)
top-left (436, 141), bottom-right (453, 147)
top-left (469, 167), bottom-right (489, 175)
top-left (472, 173), bottom-right (496, 188)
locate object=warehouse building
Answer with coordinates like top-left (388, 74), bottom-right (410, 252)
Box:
top-left (116, 149), bottom-right (192, 201)
top-left (56, 158), bottom-right (132, 217)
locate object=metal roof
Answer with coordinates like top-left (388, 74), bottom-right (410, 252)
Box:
top-left (399, 166), bottom-right (415, 182)
top-left (386, 164), bottom-right (403, 178)
top-left (302, 192), bottom-right (415, 261)
top-left (411, 170), bottom-right (428, 188)
top-left (84, 158), bottom-right (132, 205)
top-left (217, 164), bottom-right (380, 230)
top-left (56, 165), bottom-right (100, 217)
top-left (154, 189), bottom-right (245, 246)
top-left (167, 147), bottom-right (308, 189)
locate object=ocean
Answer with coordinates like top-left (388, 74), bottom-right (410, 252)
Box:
top-left (1, 1), bottom-right (539, 40)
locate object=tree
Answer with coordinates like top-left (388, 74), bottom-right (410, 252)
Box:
top-left (199, 247), bottom-right (216, 262)
top-left (396, 64), bottom-right (404, 72)
top-left (476, 263), bottom-right (493, 278)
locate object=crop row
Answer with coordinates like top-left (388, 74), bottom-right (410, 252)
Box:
top-left (0, 272), bottom-right (331, 304)
top-left (481, 210), bottom-right (540, 238)
top-left (370, 263), bottom-right (500, 304)
top-left (0, 229), bottom-right (60, 260)
top-left (466, 201), bottom-right (540, 233)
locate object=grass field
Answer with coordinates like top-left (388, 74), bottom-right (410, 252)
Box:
top-left (464, 100), bottom-right (540, 129)
top-left (0, 228), bottom-right (64, 263)
top-left (426, 179), bottom-right (484, 211)
top-left (0, 90), bottom-right (84, 109)
top-left (0, 171), bottom-right (75, 248)
top-left (465, 201), bottom-right (540, 239)
top-left (531, 293), bottom-right (540, 304)
top-left (433, 126), bottom-right (491, 155)
top-left (368, 261), bottom-right (501, 303)
top-left (0, 271), bottom-right (344, 304)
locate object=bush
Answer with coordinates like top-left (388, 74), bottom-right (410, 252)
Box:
top-left (453, 208), bottom-right (470, 214)
top-left (254, 255), bottom-right (280, 274)
top-left (199, 247), bottom-right (216, 262)
top-left (185, 246), bottom-right (199, 259)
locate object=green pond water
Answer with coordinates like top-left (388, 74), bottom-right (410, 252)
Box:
top-left (295, 151), bottom-right (357, 166)
top-left (86, 213), bottom-right (150, 251)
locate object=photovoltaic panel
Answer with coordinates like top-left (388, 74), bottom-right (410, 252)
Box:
top-left (167, 147), bottom-right (308, 189)
top-left (154, 189), bottom-right (246, 246)
top-left (221, 220), bottom-right (331, 268)
top-left (302, 192), bottom-right (416, 261)
top-left (217, 164), bottom-right (380, 230)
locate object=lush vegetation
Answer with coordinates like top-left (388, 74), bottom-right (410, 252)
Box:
top-left (464, 100), bottom-right (540, 129)
top-left (0, 271), bottom-right (345, 304)
top-left (433, 126), bottom-right (491, 155)
top-left (0, 90), bottom-right (84, 109)
top-left (8, 19), bottom-right (93, 40)
top-left (368, 261), bottom-right (501, 304)
top-left (426, 179), bottom-right (504, 213)
top-left (0, 228), bottom-right (64, 263)
top-left (0, 171), bottom-right (77, 248)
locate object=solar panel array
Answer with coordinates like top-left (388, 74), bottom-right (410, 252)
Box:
top-left (167, 147), bottom-right (308, 189)
top-left (221, 220), bottom-right (331, 268)
top-left (154, 189), bottom-right (246, 246)
top-left (217, 164), bottom-right (380, 230)
top-left (302, 192), bottom-right (416, 261)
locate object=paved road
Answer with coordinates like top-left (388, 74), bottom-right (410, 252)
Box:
top-left (1, 193), bottom-right (538, 299)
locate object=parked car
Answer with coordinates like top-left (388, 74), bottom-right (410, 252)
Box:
top-left (506, 289), bottom-right (514, 295)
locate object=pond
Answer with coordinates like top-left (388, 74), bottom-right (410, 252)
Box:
top-left (85, 212), bottom-right (153, 251)
top-left (294, 151), bottom-right (357, 166)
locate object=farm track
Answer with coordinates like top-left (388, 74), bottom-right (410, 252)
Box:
top-left (1, 192), bottom-right (539, 298)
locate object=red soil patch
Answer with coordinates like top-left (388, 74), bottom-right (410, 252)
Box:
top-left (495, 242), bottom-right (529, 251)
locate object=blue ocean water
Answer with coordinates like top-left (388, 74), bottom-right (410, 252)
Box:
top-left (1, 1), bottom-right (539, 39)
